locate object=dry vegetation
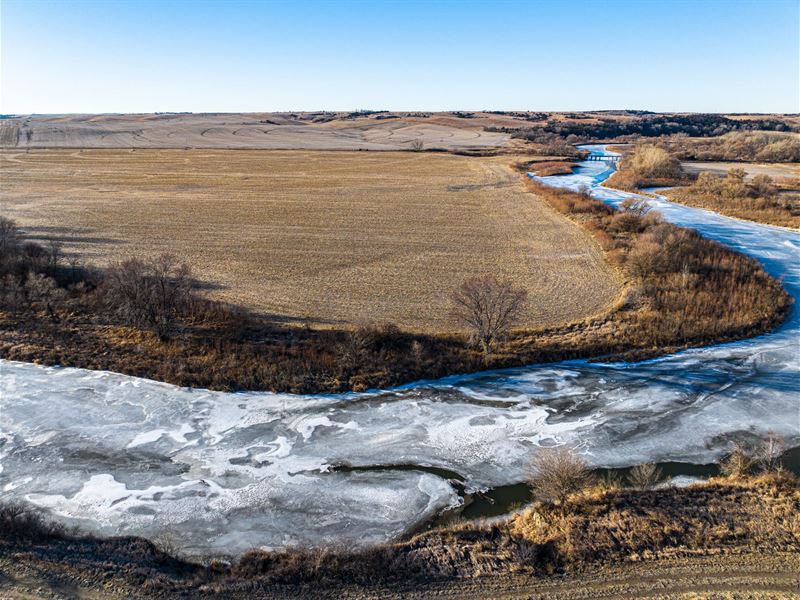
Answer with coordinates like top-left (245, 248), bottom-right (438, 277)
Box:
top-left (665, 169), bottom-right (800, 229)
top-left (662, 131), bottom-right (800, 163)
top-left (523, 159), bottom-right (577, 176)
top-left (0, 167), bottom-right (791, 393)
top-left (605, 143), bottom-right (687, 190)
top-left (0, 149), bottom-right (619, 331)
top-left (508, 180), bottom-right (791, 358)
top-left (1, 467), bottom-right (797, 598)
top-left (606, 139), bottom-right (799, 228)
top-left (491, 113), bottom-right (798, 145)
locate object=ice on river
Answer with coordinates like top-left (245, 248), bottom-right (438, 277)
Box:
top-left (1, 145), bottom-right (798, 556)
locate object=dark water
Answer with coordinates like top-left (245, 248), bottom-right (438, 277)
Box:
top-left (436, 447), bottom-right (800, 526)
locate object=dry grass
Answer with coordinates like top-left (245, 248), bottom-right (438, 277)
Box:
top-left (5, 474), bottom-right (795, 598)
top-left (510, 473), bottom-right (800, 565)
top-left (605, 143), bottom-right (687, 191)
top-left (238, 474), bottom-right (800, 585)
top-left (0, 149), bottom-right (621, 331)
top-left (664, 187), bottom-right (800, 229)
top-left (524, 160), bottom-right (577, 176)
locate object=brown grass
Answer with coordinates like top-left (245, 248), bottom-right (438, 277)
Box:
top-left (604, 144), bottom-right (687, 191)
top-left (664, 185), bottom-right (800, 229)
top-left (605, 169), bottom-right (686, 191)
top-left (510, 473), bottom-right (800, 565)
top-left (3, 474), bottom-right (796, 596)
top-left (0, 165), bottom-right (791, 393)
top-left (0, 149), bottom-right (620, 331)
top-left (523, 160), bottom-right (577, 176)
top-left (0, 122), bottom-right (20, 146)
top-left (227, 474), bottom-right (800, 585)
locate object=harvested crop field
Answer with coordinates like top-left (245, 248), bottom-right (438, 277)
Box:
top-left (0, 149), bottom-right (621, 331)
top-left (680, 160), bottom-right (800, 180)
top-left (0, 113), bottom-right (512, 151)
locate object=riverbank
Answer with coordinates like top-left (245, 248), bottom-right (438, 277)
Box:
top-left (2, 473), bottom-right (797, 598)
top-left (661, 185), bottom-right (800, 229)
top-left (601, 144), bottom-right (800, 229)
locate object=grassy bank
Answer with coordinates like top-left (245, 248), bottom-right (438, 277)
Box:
top-left (0, 163), bottom-right (792, 393)
top-left (663, 176), bottom-right (800, 229)
top-left (519, 159), bottom-right (577, 176)
top-left (603, 142), bottom-right (799, 229)
top-left (1, 472), bottom-right (797, 597)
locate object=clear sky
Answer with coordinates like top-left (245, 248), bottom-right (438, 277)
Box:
top-left (1, 0), bottom-right (798, 114)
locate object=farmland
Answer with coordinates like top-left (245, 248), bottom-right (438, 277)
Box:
top-left (0, 149), bottom-right (622, 331)
top-left (0, 112), bottom-right (514, 151)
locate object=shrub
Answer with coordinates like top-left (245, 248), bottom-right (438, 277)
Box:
top-left (622, 144), bottom-right (682, 180)
top-left (0, 216), bottom-right (19, 253)
top-left (750, 174), bottom-right (777, 198)
top-left (721, 168), bottom-right (748, 199)
top-left (671, 167), bottom-right (798, 228)
top-left (756, 432), bottom-right (786, 473)
top-left (0, 502), bottom-right (68, 541)
top-left (24, 272), bottom-right (65, 320)
top-left (719, 441), bottom-right (755, 478)
top-left (528, 447), bottom-right (594, 506)
top-left (627, 463), bottom-right (663, 490)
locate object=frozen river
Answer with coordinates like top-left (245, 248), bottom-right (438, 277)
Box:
top-left (1, 146), bottom-right (798, 556)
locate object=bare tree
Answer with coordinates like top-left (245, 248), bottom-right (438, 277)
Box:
top-left (410, 138), bottom-right (424, 152)
top-left (627, 462), bottom-right (662, 490)
top-left (104, 254), bottom-right (192, 339)
top-left (528, 447), bottom-right (594, 507)
top-left (24, 273), bottom-right (65, 320)
top-left (450, 275), bottom-right (528, 356)
top-left (0, 217), bottom-right (19, 254)
top-left (0, 274), bottom-right (26, 315)
top-left (46, 240), bottom-right (62, 271)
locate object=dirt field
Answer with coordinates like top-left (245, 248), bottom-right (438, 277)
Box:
top-left (681, 160), bottom-right (800, 180)
top-left (0, 149), bottom-right (621, 331)
top-left (0, 113), bottom-right (515, 151)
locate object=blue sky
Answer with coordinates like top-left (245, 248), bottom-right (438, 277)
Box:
top-left (1, 0), bottom-right (798, 113)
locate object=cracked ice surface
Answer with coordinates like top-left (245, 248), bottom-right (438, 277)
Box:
top-left (1, 145), bottom-right (798, 556)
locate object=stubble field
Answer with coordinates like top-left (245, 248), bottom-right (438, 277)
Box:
top-left (0, 149), bottom-right (621, 331)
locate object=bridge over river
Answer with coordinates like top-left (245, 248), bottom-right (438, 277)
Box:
top-left (586, 153), bottom-right (620, 162)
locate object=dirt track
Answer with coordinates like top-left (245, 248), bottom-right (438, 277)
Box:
top-left (1, 553), bottom-right (797, 599)
top-left (340, 553), bottom-right (800, 600)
